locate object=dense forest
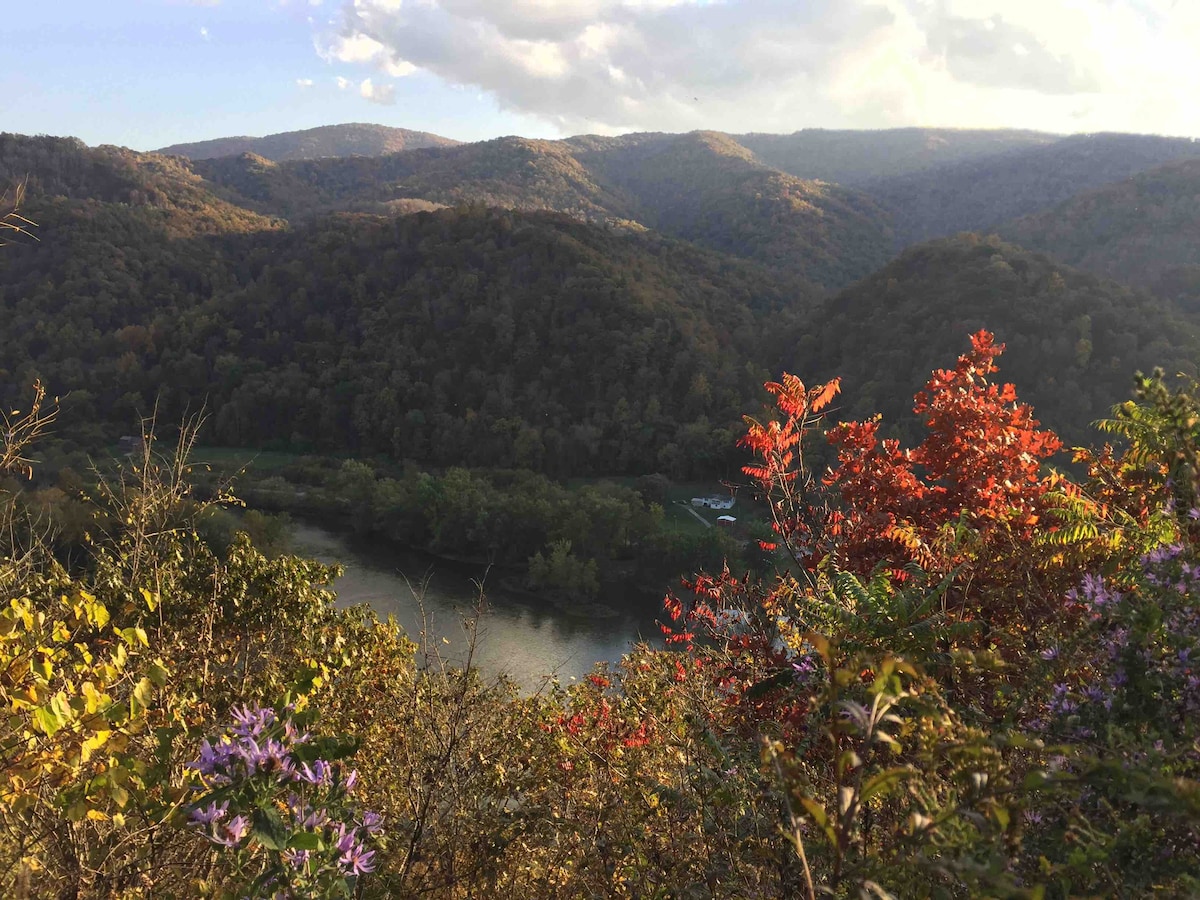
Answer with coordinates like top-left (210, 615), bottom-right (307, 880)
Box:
top-left (8, 128), bottom-right (1200, 483)
top-left (997, 157), bottom-right (1200, 313)
top-left (863, 133), bottom-right (1200, 248)
top-left (192, 131), bottom-right (894, 290)
top-left (0, 169), bottom-right (818, 475)
top-left (799, 234), bottom-right (1200, 445)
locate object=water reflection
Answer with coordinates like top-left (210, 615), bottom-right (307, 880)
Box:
top-left (290, 523), bottom-right (663, 691)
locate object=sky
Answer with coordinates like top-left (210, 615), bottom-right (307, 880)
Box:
top-left (4, 0), bottom-right (1200, 151)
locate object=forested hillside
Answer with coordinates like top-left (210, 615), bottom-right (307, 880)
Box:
top-left (569, 130), bottom-right (893, 289)
top-left (194, 131), bottom-right (894, 290)
top-left (799, 234), bottom-right (1200, 445)
top-left (863, 133), bottom-right (1200, 247)
top-left (0, 137), bottom-right (818, 477)
top-left (0, 133), bottom-right (280, 236)
top-left (193, 137), bottom-right (634, 221)
top-left (997, 157), bottom-right (1200, 313)
top-left (6, 128), bottom-right (1200, 479)
top-left (734, 127), bottom-right (1056, 185)
top-left (156, 122), bottom-right (459, 161)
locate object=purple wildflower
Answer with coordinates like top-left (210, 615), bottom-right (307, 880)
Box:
top-left (341, 843), bottom-right (376, 876)
top-left (189, 801), bottom-right (229, 825)
top-left (282, 849), bottom-right (312, 871)
top-left (298, 807), bottom-right (329, 830)
top-left (360, 810), bottom-right (384, 835)
top-left (295, 760), bottom-right (332, 786)
top-left (212, 814), bottom-right (250, 848)
top-left (230, 703), bottom-right (276, 739)
top-left (284, 719), bottom-right (311, 745)
top-left (254, 738), bottom-right (294, 777)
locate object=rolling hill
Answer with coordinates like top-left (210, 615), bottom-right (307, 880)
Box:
top-left (795, 234), bottom-right (1200, 447)
top-left (156, 123), bottom-right (458, 161)
top-left (6, 127), bottom-right (1200, 479)
top-left (0, 132), bottom-right (821, 476)
top-left (733, 127), bottom-right (1057, 185)
top-left (192, 130), bottom-right (894, 290)
top-left (862, 133), bottom-right (1200, 249)
top-left (996, 158), bottom-right (1200, 313)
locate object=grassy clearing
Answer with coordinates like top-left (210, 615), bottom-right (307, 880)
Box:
top-left (190, 446), bottom-right (309, 476)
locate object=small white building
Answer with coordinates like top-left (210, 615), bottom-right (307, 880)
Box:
top-left (716, 515), bottom-right (737, 526)
top-left (691, 495), bottom-right (736, 510)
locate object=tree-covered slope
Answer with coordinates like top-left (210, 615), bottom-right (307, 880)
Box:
top-left (572, 131), bottom-right (894, 290)
top-left (797, 234), bottom-right (1200, 445)
top-left (1, 165), bottom-right (819, 476)
top-left (192, 136), bottom-right (634, 221)
top-left (187, 208), bottom-right (819, 477)
top-left (156, 122), bottom-right (459, 161)
top-left (0, 133), bottom-right (281, 237)
top-left (996, 158), bottom-right (1200, 313)
top-left (734, 127), bottom-right (1057, 185)
top-left (864, 133), bottom-right (1200, 249)
top-left (6, 130), bottom-right (1199, 481)
top-left (195, 130), bottom-right (894, 291)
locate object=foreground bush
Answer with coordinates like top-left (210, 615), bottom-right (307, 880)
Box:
top-left (3, 335), bottom-right (1200, 897)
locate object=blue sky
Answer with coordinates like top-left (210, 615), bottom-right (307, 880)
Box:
top-left (3, 1), bottom-right (557, 149)
top-left (5, 1), bottom-right (1200, 150)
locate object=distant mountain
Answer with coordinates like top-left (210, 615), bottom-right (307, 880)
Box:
top-left (194, 130), bottom-right (894, 291)
top-left (7, 127), bottom-right (1200, 478)
top-left (795, 234), bottom-right (1200, 446)
top-left (862, 133), bottom-right (1200, 249)
top-left (0, 131), bottom-right (820, 476)
top-left (734, 127), bottom-right (1057, 186)
top-left (156, 123), bottom-right (459, 161)
top-left (192, 137), bottom-right (632, 220)
top-left (0, 133), bottom-right (279, 237)
top-left (570, 130), bottom-right (893, 289)
top-left (996, 158), bottom-right (1200, 313)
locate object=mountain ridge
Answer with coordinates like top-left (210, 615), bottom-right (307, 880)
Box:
top-left (156, 122), bottom-right (460, 161)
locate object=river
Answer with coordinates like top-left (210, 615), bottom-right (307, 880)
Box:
top-left (290, 522), bottom-right (664, 691)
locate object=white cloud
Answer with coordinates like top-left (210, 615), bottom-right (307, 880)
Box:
top-left (359, 77), bottom-right (396, 104)
top-left (296, 77), bottom-right (315, 87)
top-left (336, 75), bottom-right (353, 89)
top-left (321, 31), bottom-right (417, 77)
top-left (199, 25), bottom-right (210, 40)
top-left (315, 0), bottom-right (1200, 136)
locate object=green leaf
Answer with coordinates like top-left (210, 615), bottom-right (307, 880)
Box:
top-left (131, 677), bottom-right (154, 715)
top-left (89, 601), bottom-right (111, 629)
top-left (287, 831), bottom-right (323, 851)
top-left (798, 796), bottom-right (829, 828)
top-left (30, 655), bottom-right (53, 682)
top-left (798, 796), bottom-right (838, 849)
top-left (860, 767), bottom-right (912, 804)
top-left (33, 705), bottom-right (63, 737)
top-left (252, 807), bottom-right (290, 851)
top-left (147, 661), bottom-right (169, 688)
